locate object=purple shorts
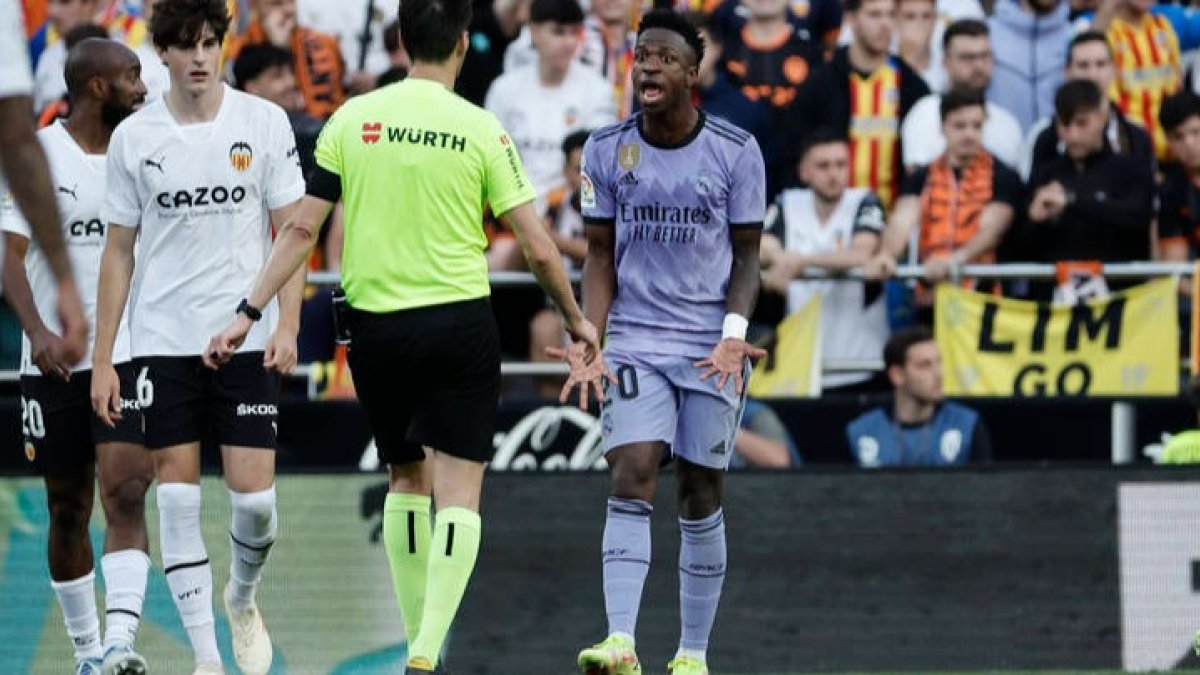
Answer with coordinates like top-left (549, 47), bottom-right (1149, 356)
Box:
top-left (600, 348), bottom-right (749, 470)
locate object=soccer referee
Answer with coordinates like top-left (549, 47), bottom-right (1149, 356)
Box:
top-left (204, 0), bottom-right (603, 672)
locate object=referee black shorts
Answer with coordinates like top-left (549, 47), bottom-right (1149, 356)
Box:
top-left (347, 297), bottom-right (501, 465)
top-left (20, 363), bottom-right (144, 478)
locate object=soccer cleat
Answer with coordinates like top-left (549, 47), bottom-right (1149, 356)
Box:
top-left (191, 664), bottom-right (224, 675)
top-left (223, 582), bottom-right (273, 675)
top-left (577, 634), bottom-right (642, 675)
top-left (405, 656), bottom-right (436, 673)
top-left (101, 645), bottom-right (147, 675)
top-left (76, 659), bottom-right (104, 675)
top-left (666, 656), bottom-right (709, 675)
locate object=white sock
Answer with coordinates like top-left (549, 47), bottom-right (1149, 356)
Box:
top-left (227, 486), bottom-right (277, 611)
top-left (50, 570), bottom-right (103, 662)
top-left (101, 549), bottom-right (150, 650)
top-left (158, 483), bottom-right (221, 666)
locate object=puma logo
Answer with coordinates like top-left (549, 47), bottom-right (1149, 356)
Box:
top-left (143, 156), bottom-right (165, 173)
top-left (57, 184), bottom-right (77, 200)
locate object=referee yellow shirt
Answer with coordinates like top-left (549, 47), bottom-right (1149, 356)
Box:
top-left (314, 78), bottom-right (536, 313)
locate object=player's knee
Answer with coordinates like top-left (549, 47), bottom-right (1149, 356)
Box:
top-left (610, 459), bottom-right (658, 501)
top-left (230, 485), bottom-right (278, 535)
top-left (103, 474), bottom-right (151, 521)
top-left (677, 471), bottom-right (723, 520)
top-left (47, 493), bottom-right (91, 534)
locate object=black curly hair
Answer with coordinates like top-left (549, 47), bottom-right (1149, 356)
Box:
top-left (637, 8), bottom-right (705, 65)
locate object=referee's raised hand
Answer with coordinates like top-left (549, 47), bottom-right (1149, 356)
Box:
top-left (548, 317), bottom-right (613, 410)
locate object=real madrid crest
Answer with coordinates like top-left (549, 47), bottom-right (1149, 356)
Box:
top-left (619, 143), bottom-right (640, 171)
top-left (229, 142), bottom-right (253, 172)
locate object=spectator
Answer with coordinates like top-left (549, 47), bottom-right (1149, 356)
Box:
top-left (457, 0), bottom-right (531, 106)
top-left (710, 0), bottom-right (844, 48)
top-left (230, 0), bottom-right (347, 119)
top-left (732, 400), bottom-right (803, 469)
top-left (719, 0), bottom-right (822, 121)
top-left (528, 130), bottom-right (590, 397)
top-left (987, 0), bottom-right (1071, 133)
top-left (1085, 0), bottom-right (1200, 161)
top-left (376, 19), bottom-right (411, 87)
top-left (792, 0), bottom-right (930, 209)
top-left (486, 0), bottom-right (616, 202)
top-left (872, 89), bottom-right (1020, 315)
top-left (1026, 80), bottom-right (1154, 269)
top-left (1158, 91), bottom-right (1200, 269)
top-left (689, 11), bottom-right (774, 157)
top-left (896, 0), bottom-right (943, 91)
top-left (900, 19), bottom-right (1023, 170)
top-left (846, 327), bottom-right (992, 467)
top-left (760, 129), bottom-right (890, 391)
top-left (291, 0), bottom-right (397, 91)
top-left (1020, 30), bottom-right (1153, 182)
top-left (580, 0), bottom-right (638, 118)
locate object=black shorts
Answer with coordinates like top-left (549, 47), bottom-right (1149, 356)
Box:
top-left (136, 352), bottom-right (279, 450)
top-left (347, 298), bottom-right (501, 465)
top-left (20, 363), bottom-right (144, 477)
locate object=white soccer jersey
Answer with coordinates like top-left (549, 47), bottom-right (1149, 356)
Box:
top-left (775, 187), bottom-right (889, 389)
top-left (0, 122), bottom-right (133, 374)
top-left (485, 61), bottom-right (616, 199)
top-left (103, 85), bottom-right (305, 358)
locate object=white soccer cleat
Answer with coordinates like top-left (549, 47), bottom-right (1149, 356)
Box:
top-left (191, 663), bottom-right (224, 675)
top-left (76, 659), bottom-right (104, 675)
top-left (101, 645), bottom-right (147, 675)
top-left (223, 582), bottom-right (273, 675)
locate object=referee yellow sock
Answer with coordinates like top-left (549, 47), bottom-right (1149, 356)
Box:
top-left (384, 493), bottom-right (432, 646)
top-left (408, 507), bottom-right (482, 667)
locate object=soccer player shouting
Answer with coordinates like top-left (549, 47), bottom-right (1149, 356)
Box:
top-left (562, 8), bottom-right (767, 675)
top-left (92, 0), bottom-right (306, 673)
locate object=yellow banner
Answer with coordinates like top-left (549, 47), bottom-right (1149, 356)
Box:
top-left (935, 278), bottom-right (1178, 397)
top-left (748, 297), bottom-right (821, 398)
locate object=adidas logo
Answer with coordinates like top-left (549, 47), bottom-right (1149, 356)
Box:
top-left (619, 172), bottom-right (639, 186)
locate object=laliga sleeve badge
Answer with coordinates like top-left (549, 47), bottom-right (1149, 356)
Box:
top-left (580, 171), bottom-right (596, 210)
top-left (24, 441), bottom-right (36, 463)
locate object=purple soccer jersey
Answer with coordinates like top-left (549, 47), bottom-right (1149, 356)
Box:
top-left (581, 111), bottom-right (766, 359)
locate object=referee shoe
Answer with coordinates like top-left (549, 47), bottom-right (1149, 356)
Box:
top-left (223, 582), bottom-right (273, 674)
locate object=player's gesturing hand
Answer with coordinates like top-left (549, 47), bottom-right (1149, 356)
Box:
top-left (55, 278), bottom-right (88, 367)
top-left (695, 338), bottom-right (768, 395)
top-left (90, 362), bottom-right (123, 428)
top-left (264, 327), bottom-right (298, 375)
top-left (30, 326), bottom-right (71, 381)
top-left (203, 315), bottom-right (253, 370)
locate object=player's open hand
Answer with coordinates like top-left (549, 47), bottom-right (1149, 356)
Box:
top-left (55, 279), bottom-right (87, 367)
top-left (695, 338), bottom-right (768, 395)
top-left (90, 362), bottom-right (123, 428)
top-left (203, 315), bottom-right (253, 370)
top-left (546, 340), bottom-right (617, 410)
top-left (264, 327), bottom-right (299, 375)
top-left (30, 326), bottom-right (71, 381)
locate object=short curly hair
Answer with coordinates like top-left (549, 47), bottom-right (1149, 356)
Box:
top-left (637, 8), bottom-right (705, 65)
top-left (149, 0), bottom-right (231, 51)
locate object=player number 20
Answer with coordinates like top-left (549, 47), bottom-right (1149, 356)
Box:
top-left (137, 367), bottom-right (154, 408)
top-left (21, 397), bottom-right (45, 439)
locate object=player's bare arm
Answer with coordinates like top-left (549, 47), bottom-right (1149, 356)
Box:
top-left (0, 97), bottom-right (88, 365)
top-left (91, 223), bottom-right (137, 427)
top-left (2, 233), bottom-right (70, 380)
top-left (501, 201), bottom-right (608, 408)
top-left (696, 227), bottom-right (768, 394)
top-left (262, 200), bottom-right (305, 375)
top-left (204, 194), bottom-right (334, 368)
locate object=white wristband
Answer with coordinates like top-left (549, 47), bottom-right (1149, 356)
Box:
top-left (721, 313), bottom-right (748, 341)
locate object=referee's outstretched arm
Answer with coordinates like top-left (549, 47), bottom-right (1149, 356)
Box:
top-left (499, 201), bottom-right (589, 339)
top-left (203, 195), bottom-right (333, 367)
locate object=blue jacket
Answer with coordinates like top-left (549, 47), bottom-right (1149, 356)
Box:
top-left (846, 402), bottom-right (990, 467)
top-left (988, 0), bottom-right (1072, 133)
